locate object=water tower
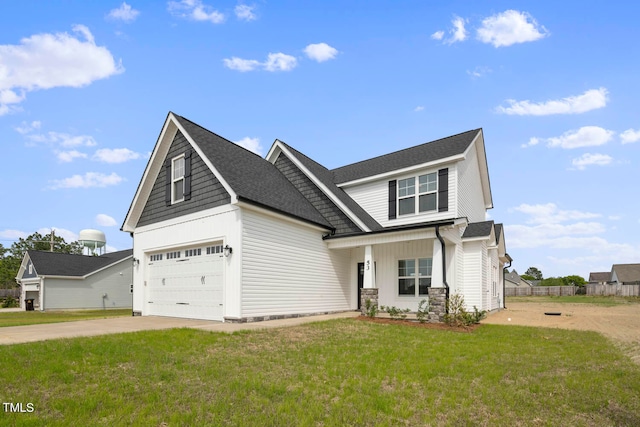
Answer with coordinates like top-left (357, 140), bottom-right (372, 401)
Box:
top-left (78, 229), bottom-right (106, 256)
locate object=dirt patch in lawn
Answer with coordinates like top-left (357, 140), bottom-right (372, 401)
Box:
top-left (483, 302), bottom-right (640, 364)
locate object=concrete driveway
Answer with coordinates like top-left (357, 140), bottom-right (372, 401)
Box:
top-left (0, 311), bottom-right (360, 345)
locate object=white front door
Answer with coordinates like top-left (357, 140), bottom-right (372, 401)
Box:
top-left (147, 244), bottom-right (224, 321)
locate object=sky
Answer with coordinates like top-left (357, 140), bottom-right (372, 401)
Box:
top-left (1, 0), bottom-right (639, 280)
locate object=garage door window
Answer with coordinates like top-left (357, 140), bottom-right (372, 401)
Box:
top-left (185, 248), bottom-right (202, 257)
top-left (167, 251), bottom-right (181, 259)
top-left (206, 245), bottom-right (223, 255)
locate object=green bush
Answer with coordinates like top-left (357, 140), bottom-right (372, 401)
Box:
top-left (2, 296), bottom-right (19, 308)
top-left (363, 299), bottom-right (378, 318)
top-left (416, 299), bottom-right (430, 323)
top-left (380, 305), bottom-right (410, 320)
top-left (443, 293), bottom-right (486, 327)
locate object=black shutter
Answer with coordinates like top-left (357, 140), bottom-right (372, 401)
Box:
top-left (438, 168), bottom-right (448, 212)
top-left (165, 159), bottom-right (172, 206)
top-left (184, 149), bottom-right (192, 201)
top-left (388, 180), bottom-right (397, 220)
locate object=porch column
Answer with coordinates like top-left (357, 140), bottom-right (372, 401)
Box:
top-left (432, 239), bottom-right (444, 287)
top-left (363, 245), bottom-right (376, 288)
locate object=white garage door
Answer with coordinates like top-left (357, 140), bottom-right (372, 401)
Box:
top-left (147, 244), bottom-right (224, 321)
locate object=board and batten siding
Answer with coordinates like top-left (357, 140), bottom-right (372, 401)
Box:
top-left (42, 261), bottom-right (132, 310)
top-left (343, 164), bottom-right (458, 228)
top-left (138, 130), bottom-right (231, 227)
top-left (457, 144), bottom-right (486, 223)
top-left (241, 209), bottom-right (351, 317)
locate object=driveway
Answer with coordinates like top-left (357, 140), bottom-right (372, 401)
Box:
top-left (0, 311), bottom-right (360, 345)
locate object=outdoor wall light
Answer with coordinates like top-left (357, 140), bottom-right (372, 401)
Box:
top-left (132, 257), bottom-right (140, 266)
top-left (223, 245), bottom-right (233, 257)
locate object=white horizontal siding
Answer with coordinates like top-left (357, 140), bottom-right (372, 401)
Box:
top-left (457, 144), bottom-right (486, 223)
top-left (242, 210), bottom-right (351, 317)
top-left (461, 240), bottom-right (484, 310)
top-left (343, 164), bottom-right (458, 228)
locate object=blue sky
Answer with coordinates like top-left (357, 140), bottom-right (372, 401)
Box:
top-left (1, 1), bottom-right (639, 279)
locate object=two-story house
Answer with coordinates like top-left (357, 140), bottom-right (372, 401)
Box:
top-left (121, 112), bottom-right (509, 322)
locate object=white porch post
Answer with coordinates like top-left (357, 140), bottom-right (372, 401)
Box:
top-left (363, 245), bottom-right (376, 289)
top-left (432, 239), bottom-right (444, 287)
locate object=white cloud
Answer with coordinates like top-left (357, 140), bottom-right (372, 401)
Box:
top-left (15, 121), bottom-right (41, 135)
top-left (571, 153), bottom-right (613, 170)
top-left (304, 43), bottom-right (338, 62)
top-left (168, 0), bottom-right (225, 24)
top-left (92, 148), bottom-right (141, 163)
top-left (48, 172), bottom-right (124, 189)
top-left (544, 126), bottom-right (614, 149)
top-left (477, 10), bottom-right (548, 47)
top-left (608, 215), bottom-right (622, 221)
top-left (264, 52), bottom-right (297, 71)
top-left (0, 25), bottom-right (123, 114)
top-left (431, 30), bottom-right (444, 41)
top-left (511, 203), bottom-right (600, 224)
top-left (57, 150), bottom-right (88, 163)
top-left (620, 128), bottom-right (640, 144)
top-left (105, 244), bottom-right (119, 253)
top-left (223, 57), bottom-right (261, 72)
top-left (414, 106), bottom-right (424, 112)
top-left (0, 229), bottom-right (28, 240)
top-left (235, 137), bottom-right (262, 155)
top-left (27, 131), bottom-right (98, 147)
top-left (96, 214), bottom-right (118, 227)
top-left (496, 88), bottom-right (608, 116)
top-left (446, 16), bottom-right (467, 45)
top-left (466, 66), bottom-right (491, 79)
top-left (107, 2), bottom-right (140, 22)
top-left (235, 4), bottom-right (256, 21)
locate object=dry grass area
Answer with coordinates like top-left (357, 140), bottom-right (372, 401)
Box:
top-left (483, 299), bottom-right (640, 364)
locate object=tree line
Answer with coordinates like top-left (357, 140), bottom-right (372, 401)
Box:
top-left (0, 232), bottom-right (82, 288)
top-left (521, 266), bottom-right (586, 287)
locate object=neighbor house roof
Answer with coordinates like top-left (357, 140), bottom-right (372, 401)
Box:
top-left (505, 269), bottom-right (521, 284)
top-left (332, 129), bottom-right (481, 184)
top-left (173, 115), bottom-right (333, 230)
top-left (612, 264), bottom-right (640, 283)
top-left (588, 272), bottom-right (610, 282)
top-left (27, 249), bottom-right (132, 277)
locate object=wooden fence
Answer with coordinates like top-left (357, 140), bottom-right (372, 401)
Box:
top-left (0, 289), bottom-right (20, 299)
top-left (586, 284), bottom-right (640, 297)
top-left (505, 286), bottom-right (576, 297)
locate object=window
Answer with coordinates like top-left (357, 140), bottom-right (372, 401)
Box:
top-left (398, 258), bottom-right (432, 296)
top-left (150, 254), bottom-right (163, 262)
top-left (398, 173), bottom-right (437, 216)
top-left (206, 245), bottom-right (223, 255)
top-left (185, 248), bottom-right (202, 257)
top-left (172, 155), bottom-right (185, 203)
top-left (28, 263), bottom-right (33, 275)
top-left (166, 251), bottom-right (181, 259)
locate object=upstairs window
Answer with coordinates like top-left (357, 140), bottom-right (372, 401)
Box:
top-left (418, 173), bottom-right (437, 212)
top-left (398, 178), bottom-right (415, 215)
top-left (172, 155), bottom-right (185, 203)
top-left (397, 172), bottom-right (438, 216)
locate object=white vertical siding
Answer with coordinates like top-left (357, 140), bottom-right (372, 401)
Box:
top-left (43, 261), bottom-right (132, 310)
top-left (457, 145), bottom-right (486, 223)
top-left (241, 209), bottom-right (351, 317)
top-left (343, 164), bottom-right (458, 228)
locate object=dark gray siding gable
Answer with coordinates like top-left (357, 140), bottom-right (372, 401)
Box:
top-left (138, 131), bottom-right (231, 227)
top-left (274, 153), bottom-right (361, 235)
top-left (22, 260), bottom-right (38, 279)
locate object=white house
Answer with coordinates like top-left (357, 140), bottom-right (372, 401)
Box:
top-left (16, 250), bottom-right (133, 311)
top-left (121, 112), bottom-right (510, 322)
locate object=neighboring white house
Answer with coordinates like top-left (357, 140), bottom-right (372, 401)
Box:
top-left (121, 112), bottom-right (510, 322)
top-left (16, 250), bottom-right (133, 311)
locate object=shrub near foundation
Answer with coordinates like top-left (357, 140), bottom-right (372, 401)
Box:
top-left (444, 293), bottom-right (486, 327)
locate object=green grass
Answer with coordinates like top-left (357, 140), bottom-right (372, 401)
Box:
top-left (1, 319), bottom-right (639, 426)
top-left (508, 295), bottom-right (640, 306)
top-left (0, 309), bottom-right (131, 328)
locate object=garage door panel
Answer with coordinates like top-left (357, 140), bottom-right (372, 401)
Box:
top-left (146, 247), bottom-right (224, 321)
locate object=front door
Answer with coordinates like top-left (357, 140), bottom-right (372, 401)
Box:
top-left (357, 263), bottom-right (365, 309)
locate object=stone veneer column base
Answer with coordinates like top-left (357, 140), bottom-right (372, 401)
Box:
top-left (427, 287), bottom-right (447, 323)
top-left (360, 288), bottom-right (379, 315)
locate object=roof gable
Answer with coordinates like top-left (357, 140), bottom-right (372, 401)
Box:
top-left (612, 264), bottom-right (640, 283)
top-left (589, 272), bottom-right (610, 282)
top-left (332, 129), bottom-right (481, 184)
top-left (462, 220), bottom-right (495, 239)
top-left (24, 250), bottom-right (133, 277)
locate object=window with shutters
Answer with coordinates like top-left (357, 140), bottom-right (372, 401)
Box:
top-left (172, 155), bottom-right (185, 203)
top-left (397, 172), bottom-right (439, 216)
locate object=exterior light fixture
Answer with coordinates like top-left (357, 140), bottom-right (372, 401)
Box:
top-left (132, 257), bottom-right (140, 266)
top-left (223, 245), bottom-right (233, 257)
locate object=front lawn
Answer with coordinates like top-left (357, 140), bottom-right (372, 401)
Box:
top-left (0, 309), bottom-right (131, 328)
top-left (508, 295), bottom-right (640, 306)
top-left (1, 319), bottom-right (639, 426)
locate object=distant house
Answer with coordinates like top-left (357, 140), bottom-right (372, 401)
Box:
top-left (504, 269), bottom-right (532, 288)
top-left (121, 112), bottom-right (510, 322)
top-left (588, 271), bottom-right (610, 285)
top-left (15, 250), bottom-right (133, 311)
top-left (610, 264), bottom-right (640, 285)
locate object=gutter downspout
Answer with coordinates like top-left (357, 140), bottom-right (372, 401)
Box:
top-left (435, 226), bottom-right (449, 312)
top-left (503, 255), bottom-right (512, 309)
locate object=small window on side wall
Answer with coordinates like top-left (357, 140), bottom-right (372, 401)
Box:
top-left (172, 155), bottom-right (185, 203)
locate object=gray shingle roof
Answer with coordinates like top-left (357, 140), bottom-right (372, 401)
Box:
top-left (462, 220), bottom-right (494, 239)
top-left (278, 142), bottom-right (382, 232)
top-left (612, 264), bottom-right (640, 283)
top-left (174, 115), bottom-right (333, 230)
top-left (28, 249), bottom-right (132, 277)
top-left (588, 272), bottom-right (610, 282)
top-left (332, 129), bottom-right (481, 184)
top-left (495, 223), bottom-right (503, 242)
